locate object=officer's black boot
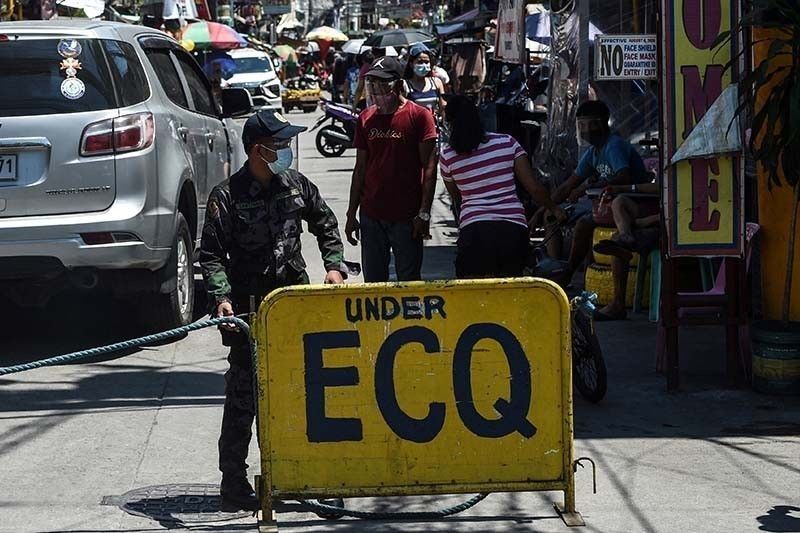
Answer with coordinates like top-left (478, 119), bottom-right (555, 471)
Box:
top-left (220, 475), bottom-right (259, 512)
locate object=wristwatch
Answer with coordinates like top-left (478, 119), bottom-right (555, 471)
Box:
top-left (416, 211), bottom-right (431, 222)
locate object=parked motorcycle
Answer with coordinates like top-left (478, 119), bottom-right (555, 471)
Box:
top-left (526, 206), bottom-right (608, 403)
top-left (310, 98), bottom-right (358, 158)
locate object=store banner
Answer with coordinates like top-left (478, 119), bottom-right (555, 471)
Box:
top-left (594, 35), bottom-right (657, 80)
top-left (495, 0), bottom-right (525, 64)
top-left (660, 0), bottom-right (744, 257)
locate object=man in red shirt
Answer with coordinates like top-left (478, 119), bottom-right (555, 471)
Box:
top-left (345, 57), bottom-right (438, 282)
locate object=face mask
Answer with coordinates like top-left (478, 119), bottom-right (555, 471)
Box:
top-left (370, 92), bottom-right (398, 111)
top-left (259, 145), bottom-right (293, 174)
top-left (581, 131), bottom-right (605, 147)
top-left (414, 63), bottom-right (431, 76)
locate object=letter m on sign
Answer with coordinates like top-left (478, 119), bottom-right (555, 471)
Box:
top-left (680, 65), bottom-right (723, 139)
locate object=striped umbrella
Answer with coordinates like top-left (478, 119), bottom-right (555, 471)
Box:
top-left (183, 21), bottom-right (248, 51)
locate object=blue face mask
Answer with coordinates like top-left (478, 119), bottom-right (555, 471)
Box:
top-left (260, 145), bottom-right (293, 174)
top-left (414, 63), bottom-right (431, 77)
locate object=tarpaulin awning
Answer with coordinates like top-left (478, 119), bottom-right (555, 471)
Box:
top-left (435, 8), bottom-right (494, 37)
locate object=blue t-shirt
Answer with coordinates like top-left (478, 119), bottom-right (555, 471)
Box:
top-left (575, 134), bottom-right (649, 184)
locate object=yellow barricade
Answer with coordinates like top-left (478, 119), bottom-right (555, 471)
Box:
top-left (253, 278), bottom-right (581, 530)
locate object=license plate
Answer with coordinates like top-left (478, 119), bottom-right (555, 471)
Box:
top-left (0, 155), bottom-right (17, 181)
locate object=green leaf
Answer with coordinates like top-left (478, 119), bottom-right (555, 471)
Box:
top-left (711, 30), bottom-right (732, 50)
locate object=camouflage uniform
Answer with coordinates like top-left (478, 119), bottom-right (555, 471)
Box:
top-left (199, 165), bottom-right (345, 479)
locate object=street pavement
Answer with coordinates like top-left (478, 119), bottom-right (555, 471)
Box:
top-left (1, 108), bottom-right (800, 533)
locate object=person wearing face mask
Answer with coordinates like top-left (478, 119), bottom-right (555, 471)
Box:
top-left (403, 43), bottom-right (446, 115)
top-left (199, 109), bottom-right (348, 512)
top-left (346, 56), bottom-right (438, 282)
top-left (536, 99), bottom-right (651, 288)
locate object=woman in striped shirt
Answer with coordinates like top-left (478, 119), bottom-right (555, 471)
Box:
top-left (440, 96), bottom-right (566, 278)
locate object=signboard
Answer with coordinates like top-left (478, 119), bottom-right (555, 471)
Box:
top-left (594, 35), bottom-right (657, 80)
top-left (254, 280), bottom-right (578, 525)
top-left (262, 0), bottom-right (290, 16)
top-left (661, 0), bottom-right (744, 256)
top-left (495, 0), bottom-right (526, 64)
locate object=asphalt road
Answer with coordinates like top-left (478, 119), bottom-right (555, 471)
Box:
top-left (1, 108), bottom-right (799, 533)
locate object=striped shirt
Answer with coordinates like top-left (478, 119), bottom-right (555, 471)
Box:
top-left (440, 133), bottom-right (528, 229)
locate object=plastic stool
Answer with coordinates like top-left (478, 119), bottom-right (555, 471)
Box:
top-left (632, 249), bottom-right (661, 322)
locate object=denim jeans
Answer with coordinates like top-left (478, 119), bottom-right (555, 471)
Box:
top-left (360, 212), bottom-right (423, 282)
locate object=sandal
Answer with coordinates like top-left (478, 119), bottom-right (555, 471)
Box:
top-left (593, 239), bottom-right (634, 257)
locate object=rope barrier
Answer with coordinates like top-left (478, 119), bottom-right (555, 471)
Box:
top-left (0, 316), bottom-right (491, 521)
top-left (299, 493), bottom-right (490, 520)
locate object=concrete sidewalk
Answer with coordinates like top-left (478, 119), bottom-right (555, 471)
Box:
top-left (1, 109), bottom-right (799, 533)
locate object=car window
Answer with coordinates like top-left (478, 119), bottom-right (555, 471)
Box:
top-left (0, 38), bottom-right (116, 117)
top-left (174, 49), bottom-right (217, 116)
top-left (233, 55), bottom-right (273, 74)
top-left (103, 40), bottom-right (150, 107)
top-left (144, 48), bottom-right (188, 108)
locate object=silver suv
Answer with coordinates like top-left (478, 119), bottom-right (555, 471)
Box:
top-left (0, 21), bottom-right (251, 331)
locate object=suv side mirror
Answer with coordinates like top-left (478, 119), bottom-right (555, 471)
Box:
top-left (221, 88), bottom-right (252, 118)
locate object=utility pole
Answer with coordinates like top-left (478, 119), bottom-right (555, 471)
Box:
top-left (306, 0), bottom-right (312, 32)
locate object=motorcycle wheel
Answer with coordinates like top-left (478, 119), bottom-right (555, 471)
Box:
top-left (571, 310), bottom-right (607, 403)
top-left (316, 125), bottom-right (348, 157)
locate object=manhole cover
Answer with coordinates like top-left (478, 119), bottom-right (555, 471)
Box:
top-left (102, 483), bottom-right (251, 524)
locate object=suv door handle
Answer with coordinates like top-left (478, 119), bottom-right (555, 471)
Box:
top-left (205, 132), bottom-right (215, 151)
top-left (177, 126), bottom-right (189, 142)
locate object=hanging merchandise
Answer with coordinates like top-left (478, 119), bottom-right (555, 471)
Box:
top-left (162, 0), bottom-right (197, 22)
top-left (495, 0), bottom-right (525, 64)
top-left (534, 2), bottom-right (581, 185)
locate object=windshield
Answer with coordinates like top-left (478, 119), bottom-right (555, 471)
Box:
top-left (0, 38), bottom-right (116, 117)
top-left (233, 56), bottom-right (273, 75)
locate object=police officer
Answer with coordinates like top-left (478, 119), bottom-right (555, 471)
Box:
top-left (199, 109), bottom-right (347, 511)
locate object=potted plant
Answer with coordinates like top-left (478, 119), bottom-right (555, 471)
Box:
top-left (715, 0), bottom-right (800, 394)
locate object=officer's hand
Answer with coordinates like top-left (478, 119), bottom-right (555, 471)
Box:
top-left (345, 214), bottom-right (360, 246)
top-left (217, 301), bottom-right (239, 332)
top-left (412, 217), bottom-right (431, 240)
top-left (324, 270), bottom-right (344, 284)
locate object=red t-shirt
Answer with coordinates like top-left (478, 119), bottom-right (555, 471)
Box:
top-left (353, 101), bottom-right (438, 222)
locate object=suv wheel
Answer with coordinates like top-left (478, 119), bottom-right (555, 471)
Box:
top-left (137, 213), bottom-right (194, 332)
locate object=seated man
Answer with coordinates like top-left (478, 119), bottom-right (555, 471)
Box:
top-left (541, 100), bottom-right (651, 286)
top-left (592, 185), bottom-right (660, 320)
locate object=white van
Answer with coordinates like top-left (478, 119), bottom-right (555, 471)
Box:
top-left (225, 48), bottom-right (282, 110)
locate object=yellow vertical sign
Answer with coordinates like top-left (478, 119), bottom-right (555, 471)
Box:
top-left (662, 0), bottom-right (743, 256)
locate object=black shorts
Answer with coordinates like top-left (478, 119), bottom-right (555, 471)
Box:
top-left (455, 221), bottom-right (529, 279)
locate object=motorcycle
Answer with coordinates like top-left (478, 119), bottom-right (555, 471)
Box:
top-left (310, 98), bottom-right (358, 158)
top-left (526, 206), bottom-right (608, 403)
